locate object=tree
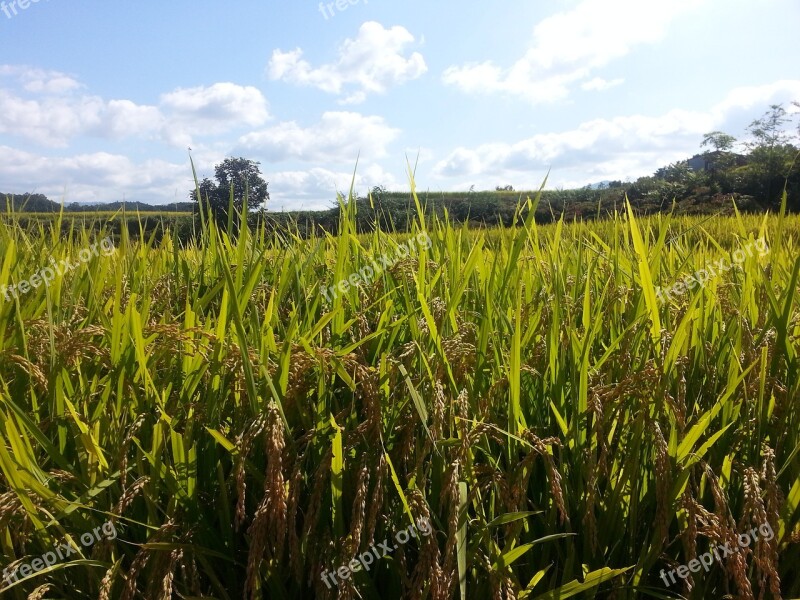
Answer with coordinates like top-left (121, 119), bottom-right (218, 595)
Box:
top-left (747, 104), bottom-right (790, 150)
top-left (191, 157), bottom-right (269, 223)
top-left (212, 157), bottom-right (270, 212)
top-left (743, 104), bottom-right (797, 204)
top-left (3, 193), bottom-right (57, 212)
top-left (701, 131), bottom-right (737, 153)
top-left (195, 177), bottom-right (217, 207)
top-left (699, 132), bottom-right (738, 188)
top-left (794, 101), bottom-right (800, 139)
top-left (655, 161), bottom-right (693, 182)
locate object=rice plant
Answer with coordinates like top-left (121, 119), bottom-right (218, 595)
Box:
top-left (0, 181), bottom-right (798, 599)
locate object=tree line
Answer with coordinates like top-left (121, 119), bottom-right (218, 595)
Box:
top-left (6, 103), bottom-right (798, 235)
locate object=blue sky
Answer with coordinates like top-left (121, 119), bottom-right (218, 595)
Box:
top-left (1, 0), bottom-right (799, 210)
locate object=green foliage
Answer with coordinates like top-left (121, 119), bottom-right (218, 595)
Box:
top-left (0, 180), bottom-right (799, 599)
top-left (701, 131), bottom-right (737, 153)
top-left (1, 193), bottom-right (59, 212)
top-left (191, 157), bottom-right (270, 225)
top-left (747, 104), bottom-right (793, 150)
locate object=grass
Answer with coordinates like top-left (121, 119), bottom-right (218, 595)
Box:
top-left (0, 180), bottom-right (798, 599)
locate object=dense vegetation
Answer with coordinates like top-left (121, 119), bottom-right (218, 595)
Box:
top-left (0, 182), bottom-right (798, 598)
top-left (1, 196), bottom-right (195, 214)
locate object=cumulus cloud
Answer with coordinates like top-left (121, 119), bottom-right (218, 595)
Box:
top-left (237, 111), bottom-right (400, 163)
top-left (443, 0), bottom-right (701, 103)
top-left (712, 79), bottom-right (800, 131)
top-left (160, 83), bottom-right (269, 128)
top-left (268, 22), bottom-right (427, 103)
top-left (0, 88), bottom-right (169, 147)
top-left (0, 145), bottom-right (188, 204)
top-left (435, 148), bottom-right (485, 178)
top-left (581, 77), bottom-right (624, 92)
top-left (0, 90), bottom-right (105, 147)
top-left (0, 72), bottom-right (271, 147)
top-left (0, 66), bottom-right (406, 205)
top-left (158, 82), bottom-right (270, 146)
top-left (433, 80), bottom-right (800, 188)
top-left (434, 109), bottom-right (710, 177)
top-left (99, 100), bottom-right (165, 139)
top-left (268, 164), bottom-right (404, 210)
top-left (0, 65), bottom-right (83, 94)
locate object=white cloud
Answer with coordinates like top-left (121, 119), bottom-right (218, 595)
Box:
top-left (443, 0), bottom-right (701, 103)
top-left (268, 22), bottom-right (427, 104)
top-left (435, 148), bottom-right (485, 178)
top-left (158, 83), bottom-right (270, 147)
top-left (358, 163), bottom-right (403, 192)
top-left (432, 110), bottom-right (708, 179)
top-left (0, 89), bottom-right (167, 147)
top-left (160, 83), bottom-right (269, 128)
top-left (99, 100), bottom-right (165, 139)
top-left (712, 79), bottom-right (800, 120)
top-left (237, 111), bottom-right (401, 163)
top-left (268, 164), bottom-right (404, 211)
top-left (433, 80), bottom-right (800, 188)
top-left (0, 74), bottom-right (271, 148)
top-left (0, 90), bottom-right (106, 147)
top-left (581, 77), bottom-right (624, 92)
top-left (0, 145), bottom-right (188, 204)
top-left (0, 65), bottom-right (82, 94)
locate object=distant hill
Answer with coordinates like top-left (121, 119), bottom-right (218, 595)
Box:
top-left (1, 194), bottom-right (195, 213)
top-left (64, 201), bottom-right (196, 213)
top-left (584, 180), bottom-right (615, 190)
top-left (1, 193), bottom-right (60, 212)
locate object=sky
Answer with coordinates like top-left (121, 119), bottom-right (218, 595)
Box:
top-left (1, 0), bottom-right (799, 211)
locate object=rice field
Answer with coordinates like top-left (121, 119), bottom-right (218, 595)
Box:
top-left (0, 184), bottom-right (799, 599)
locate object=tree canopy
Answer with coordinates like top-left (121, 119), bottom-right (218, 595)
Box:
top-left (191, 157), bottom-right (270, 222)
top-left (701, 131), bottom-right (737, 153)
